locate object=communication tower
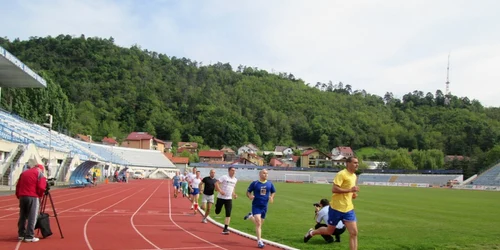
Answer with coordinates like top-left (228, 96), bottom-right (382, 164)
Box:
top-left (444, 54), bottom-right (451, 105)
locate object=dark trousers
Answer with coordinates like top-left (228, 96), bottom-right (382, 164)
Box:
top-left (315, 223), bottom-right (346, 243)
top-left (215, 198), bottom-right (233, 217)
top-left (18, 196), bottom-right (39, 239)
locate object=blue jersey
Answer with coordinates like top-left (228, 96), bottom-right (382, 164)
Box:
top-left (247, 180), bottom-right (276, 207)
top-left (173, 175), bottom-right (180, 185)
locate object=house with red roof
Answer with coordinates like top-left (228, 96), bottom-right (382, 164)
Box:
top-left (121, 132), bottom-right (166, 151)
top-left (269, 158), bottom-right (287, 167)
top-left (331, 146), bottom-right (354, 158)
top-left (198, 150), bottom-right (224, 162)
top-left (300, 149), bottom-right (333, 168)
top-left (164, 152), bottom-right (189, 168)
top-left (75, 134), bottom-right (92, 143)
top-left (101, 137), bottom-right (118, 146)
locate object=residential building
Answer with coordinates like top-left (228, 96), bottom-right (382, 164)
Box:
top-left (262, 151), bottom-right (283, 157)
top-left (239, 152), bottom-right (264, 166)
top-left (101, 137), bottom-right (118, 146)
top-left (164, 141), bottom-right (173, 152)
top-left (121, 132), bottom-right (166, 151)
top-left (237, 143), bottom-right (260, 155)
top-left (269, 158), bottom-right (283, 167)
top-left (178, 142), bottom-right (198, 154)
top-left (220, 146), bottom-right (237, 161)
top-left (75, 134), bottom-right (92, 143)
top-left (295, 145), bottom-right (314, 152)
top-left (331, 146), bottom-right (354, 158)
top-left (331, 154), bottom-right (348, 166)
top-left (300, 149), bottom-right (333, 168)
top-left (198, 150), bottom-right (225, 162)
top-left (274, 146), bottom-right (293, 156)
top-left (164, 152), bottom-right (189, 169)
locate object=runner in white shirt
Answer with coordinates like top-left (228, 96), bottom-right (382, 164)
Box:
top-left (189, 171), bottom-right (202, 214)
top-left (215, 167), bottom-right (238, 235)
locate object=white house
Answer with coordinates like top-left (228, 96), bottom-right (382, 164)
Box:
top-left (237, 144), bottom-right (260, 155)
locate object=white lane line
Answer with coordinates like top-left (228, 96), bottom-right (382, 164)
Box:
top-left (83, 186), bottom-right (148, 250)
top-left (2, 185), bottom-right (129, 219)
top-left (134, 225), bottom-right (178, 227)
top-left (14, 186), bottom-right (136, 250)
top-left (130, 181), bottom-right (164, 249)
top-left (138, 247), bottom-right (219, 250)
top-left (167, 184), bottom-right (228, 250)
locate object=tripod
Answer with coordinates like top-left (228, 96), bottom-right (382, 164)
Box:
top-left (40, 189), bottom-right (64, 238)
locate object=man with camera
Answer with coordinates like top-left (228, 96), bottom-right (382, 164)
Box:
top-left (314, 199), bottom-right (346, 243)
top-left (16, 164), bottom-right (47, 242)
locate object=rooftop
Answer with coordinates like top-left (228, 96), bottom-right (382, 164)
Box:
top-left (0, 46), bottom-right (47, 88)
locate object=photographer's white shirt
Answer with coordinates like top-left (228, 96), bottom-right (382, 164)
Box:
top-left (317, 206), bottom-right (345, 229)
top-left (317, 206), bottom-right (329, 224)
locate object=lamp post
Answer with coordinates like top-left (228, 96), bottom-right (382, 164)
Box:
top-left (86, 134), bottom-right (93, 173)
top-left (43, 114), bottom-right (53, 176)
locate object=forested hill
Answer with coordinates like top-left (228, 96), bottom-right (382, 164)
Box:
top-left (1, 35), bottom-right (500, 161)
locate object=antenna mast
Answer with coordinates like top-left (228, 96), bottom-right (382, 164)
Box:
top-left (444, 53), bottom-right (451, 105)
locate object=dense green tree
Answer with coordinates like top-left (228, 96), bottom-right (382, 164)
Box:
top-left (1, 35), bottom-right (500, 175)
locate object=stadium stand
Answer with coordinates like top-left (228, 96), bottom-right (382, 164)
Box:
top-left (358, 174), bottom-right (391, 183)
top-left (0, 109), bottom-right (96, 160)
top-left (0, 109), bottom-right (174, 167)
top-left (471, 164), bottom-right (500, 186)
top-left (0, 109), bottom-right (175, 185)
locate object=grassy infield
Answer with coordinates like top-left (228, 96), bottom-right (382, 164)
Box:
top-left (210, 181), bottom-right (500, 250)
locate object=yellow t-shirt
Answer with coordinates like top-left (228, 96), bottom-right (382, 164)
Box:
top-left (330, 169), bottom-right (357, 212)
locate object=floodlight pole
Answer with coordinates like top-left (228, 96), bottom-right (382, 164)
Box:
top-left (44, 114), bottom-right (53, 175)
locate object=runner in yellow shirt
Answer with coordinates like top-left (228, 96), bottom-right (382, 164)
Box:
top-left (304, 156), bottom-right (360, 250)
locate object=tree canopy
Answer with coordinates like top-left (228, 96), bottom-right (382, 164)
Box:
top-left (1, 35), bottom-right (500, 176)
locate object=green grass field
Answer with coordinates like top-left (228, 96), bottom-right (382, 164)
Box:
top-left (209, 182), bottom-right (500, 250)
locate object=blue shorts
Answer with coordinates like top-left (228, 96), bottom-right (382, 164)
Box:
top-left (173, 183), bottom-right (180, 188)
top-left (327, 207), bottom-right (356, 226)
top-left (191, 188), bottom-right (200, 195)
top-left (252, 205), bottom-right (268, 219)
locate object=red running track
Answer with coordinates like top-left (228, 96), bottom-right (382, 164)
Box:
top-left (0, 179), bottom-right (282, 250)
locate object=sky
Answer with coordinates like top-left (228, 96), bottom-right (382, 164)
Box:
top-left (2, 0), bottom-right (500, 107)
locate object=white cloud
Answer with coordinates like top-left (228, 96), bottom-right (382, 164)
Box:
top-left (2, 0), bottom-right (500, 106)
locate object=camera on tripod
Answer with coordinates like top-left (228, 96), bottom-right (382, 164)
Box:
top-left (47, 178), bottom-right (56, 188)
top-left (45, 178), bottom-right (55, 195)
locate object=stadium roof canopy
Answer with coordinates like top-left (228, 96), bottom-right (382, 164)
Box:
top-left (0, 45), bottom-right (46, 88)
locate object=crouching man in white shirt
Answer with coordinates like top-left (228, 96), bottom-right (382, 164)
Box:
top-left (314, 198), bottom-right (346, 243)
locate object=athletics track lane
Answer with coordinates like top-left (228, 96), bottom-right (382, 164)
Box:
top-left (0, 179), bottom-right (284, 250)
